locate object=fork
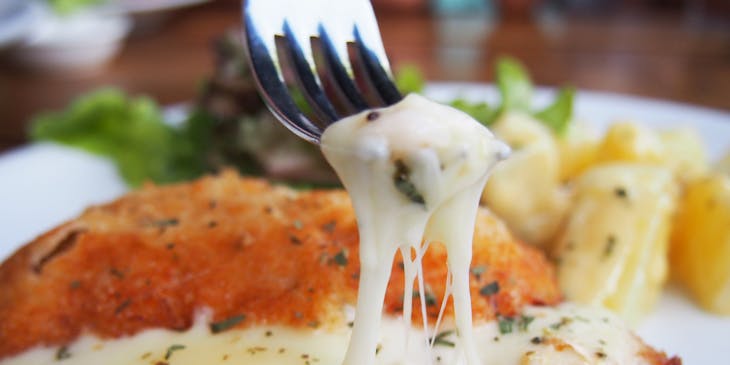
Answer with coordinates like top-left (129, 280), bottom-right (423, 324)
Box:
top-left (242, 0), bottom-right (403, 144)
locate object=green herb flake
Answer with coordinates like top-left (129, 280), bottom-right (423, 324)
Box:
top-left (293, 220), bottom-right (303, 230)
top-left (210, 314), bottom-right (246, 334)
top-left (518, 315), bottom-right (535, 332)
top-left (414, 290), bottom-right (437, 306)
top-left (470, 265), bottom-right (487, 278)
top-left (479, 281), bottom-right (500, 296)
top-left (321, 221), bottom-right (336, 233)
top-left (333, 249), bottom-right (348, 266)
top-left (150, 218), bottom-right (179, 228)
top-left (549, 316), bottom-right (572, 330)
top-left (56, 346), bottom-right (72, 361)
top-left (430, 330), bottom-right (456, 347)
top-left (393, 160), bottom-right (425, 205)
top-left (498, 316), bottom-right (514, 335)
top-left (69, 280), bottom-right (81, 289)
top-left (165, 344), bottom-right (186, 360)
top-left (603, 235), bottom-right (617, 259)
top-left (614, 187), bottom-right (628, 199)
top-left (115, 299), bottom-right (132, 314)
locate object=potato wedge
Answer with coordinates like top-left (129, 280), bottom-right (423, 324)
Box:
top-left (482, 113), bottom-right (569, 247)
top-left (670, 174), bottom-right (730, 314)
top-left (659, 128), bottom-right (708, 182)
top-left (597, 122), bottom-right (665, 164)
top-left (555, 164), bottom-right (677, 325)
top-left (557, 120), bottom-right (600, 182)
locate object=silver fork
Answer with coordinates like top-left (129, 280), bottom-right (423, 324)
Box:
top-left (242, 0), bottom-right (403, 144)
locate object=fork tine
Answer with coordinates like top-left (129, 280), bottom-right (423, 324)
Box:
top-left (242, 10), bottom-right (322, 143)
top-left (277, 21), bottom-right (340, 126)
top-left (353, 26), bottom-right (403, 106)
top-left (314, 25), bottom-right (369, 115)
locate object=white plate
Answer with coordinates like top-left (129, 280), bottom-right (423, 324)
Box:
top-left (1, 84), bottom-right (729, 364)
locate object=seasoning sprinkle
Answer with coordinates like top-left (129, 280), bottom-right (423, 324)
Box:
top-left (333, 249), bottom-right (348, 266)
top-left (470, 265), bottom-right (487, 278)
top-left (210, 314), bottom-right (246, 334)
top-left (56, 346), bottom-right (71, 361)
top-left (603, 235), bottom-right (616, 259)
top-left (430, 330), bottom-right (456, 347)
top-left (479, 281), bottom-right (500, 296)
top-left (498, 316), bottom-right (514, 334)
top-left (393, 159), bottom-right (425, 205)
top-left (164, 344), bottom-right (186, 360)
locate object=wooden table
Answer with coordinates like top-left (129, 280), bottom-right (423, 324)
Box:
top-left (1, 0), bottom-right (728, 152)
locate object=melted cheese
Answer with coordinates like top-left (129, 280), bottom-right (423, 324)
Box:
top-left (1, 304), bottom-right (646, 365)
top-left (320, 94), bottom-right (509, 365)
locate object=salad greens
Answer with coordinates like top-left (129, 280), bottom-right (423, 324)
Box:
top-left (403, 57), bottom-right (575, 134)
top-left (30, 89), bottom-right (205, 187)
top-left (47, 0), bottom-right (106, 15)
top-left (28, 52), bottom-right (574, 188)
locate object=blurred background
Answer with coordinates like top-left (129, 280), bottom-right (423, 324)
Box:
top-left (0, 0), bottom-right (729, 153)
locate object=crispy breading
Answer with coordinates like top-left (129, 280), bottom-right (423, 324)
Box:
top-left (0, 172), bottom-right (674, 365)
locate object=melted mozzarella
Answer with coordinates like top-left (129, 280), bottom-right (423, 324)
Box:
top-left (320, 94), bottom-right (509, 365)
top-left (1, 304), bottom-right (646, 365)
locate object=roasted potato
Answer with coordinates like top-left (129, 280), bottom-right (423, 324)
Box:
top-left (596, 122), bottom-right (665, 165)
top-left (482, 113), bottom-right (569, 247)
top-left (554, 164), bottom-right (678, 325)
top-left (557, 120), bottom-right (600, 182)
top-left (659, 128), bottom-right (708, 182)
top-left (670, 174), bottom-right (730, 315)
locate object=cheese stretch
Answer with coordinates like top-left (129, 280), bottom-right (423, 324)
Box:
top-left (320, 94), bottom-right (510, 365)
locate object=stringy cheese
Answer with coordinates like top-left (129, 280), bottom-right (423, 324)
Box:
top-left (320, 94), bottom-right (509, 365)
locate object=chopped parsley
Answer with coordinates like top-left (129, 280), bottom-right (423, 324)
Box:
top-left (333, 249), bottom-right (348, 266)
top-left (210, 314), bottom-right (246, 334)
top-left (498, 316), bottom-right (514, 334)
top-left (498, 314), bottom-right (534, 334)
top-left (165, 344), bottom-right (186, 360)
top-left (413, 290), bottom-right (437, 306)
top-left (603, 235), bottom-right (617, 259)
top-left (479, 281), bottom-right (500, 296)
top-left (430, 330), bottom-right (456, 347)
top-left (470, 265), bottom-right (487, 279)
top-left (393, 159), bottom-right (425, 205)
top-left (150, 218), bottom-right (179, 227)
top-left (56, 346), bottom-right (71, 361)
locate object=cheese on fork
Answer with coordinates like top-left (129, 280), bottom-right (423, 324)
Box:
top-left (320, 94), bottom-right (509, 365)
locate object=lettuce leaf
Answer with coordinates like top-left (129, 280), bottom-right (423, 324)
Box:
top-left (30, 88), bottom-right (206, 186)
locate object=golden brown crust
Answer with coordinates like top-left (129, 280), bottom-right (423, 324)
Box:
top-left (0, 171), bottom-right (563, 358)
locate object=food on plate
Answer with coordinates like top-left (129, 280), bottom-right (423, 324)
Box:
top-left (670, 174), bottom-right (730, 314)
top-left (481, 112), bottom-right (570, 247)
top-left (0, 172), bottom-right (681, 364)
top-left (553, 165), bottom-right (678, 325)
